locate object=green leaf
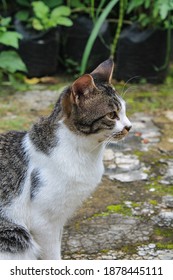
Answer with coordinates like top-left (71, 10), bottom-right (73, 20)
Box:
top-left (16, 0), bottom-right (31, 7)
top-left (0, 31), bottom-right (22, 48)
top-left (43, 0), bottom-right (63, 8)
top-left (159, 1), bottom-right (170, 20)
top-left (0, 27), bottom-right (6, 32)
top-left (96, 0), bottom-right (107, 18)
top-left (0, 17), bottom-right (11, 27)
top-left (49, 6), bottom-right (72, 27)
top-left (55, 17), bottom-right (73, 27)
top-left (0, 51), bottom-right (27, 73)
top-left (144, 0), bottom-right (150, 9)
top-left (80, 0), bottom-right (119, 74)
top-left (51, 6), bottom-right (71, 19)
top-left (16, 10), bottom-right (29, 21)
top-left (127, 0), bottom-right (145, 13)
top-left (139, 13), bottom-right (150, 27)
top-left (32, 18), bottom-right (44, 30)
top-left (153, 3), bottom-right (159, 19)
top-left (32, 1), bottom-right (49, 19)
top-left (69, 0), bottom-right (85, 8)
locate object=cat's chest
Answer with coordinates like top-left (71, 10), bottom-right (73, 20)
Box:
top-left (36, 146), bottom-right (104, 193)
top-left (54, 144), bottom-right (104, 184)
top-left (28, 136), bottom-right (104, 220)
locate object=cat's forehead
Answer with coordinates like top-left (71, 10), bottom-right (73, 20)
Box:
top-left (97, 82), bottom-right (124, 110)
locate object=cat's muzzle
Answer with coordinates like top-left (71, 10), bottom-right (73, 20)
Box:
top-left (112, 125), bottom-right (132, 140)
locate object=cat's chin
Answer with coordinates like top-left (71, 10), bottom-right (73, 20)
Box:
top-left (104, 128), bottom-right (129, 141)
top-left (113, 131), bottom-right (129, 140)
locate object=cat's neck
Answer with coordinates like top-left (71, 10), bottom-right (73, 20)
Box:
top-left (57, 121), bottom-right (105, 158)
top-left (28, 117), bottom-right (105, 160)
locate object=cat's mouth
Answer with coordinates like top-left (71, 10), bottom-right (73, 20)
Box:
top-left (100, 126), bottom-right (132, 142)
top-left (112, 126), bottom-right (132, 140)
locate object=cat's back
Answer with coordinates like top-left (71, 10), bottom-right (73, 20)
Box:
top-left (0, 131), bottom-right (28, 203)
top-left (0, 130), bottom-right (26, 154)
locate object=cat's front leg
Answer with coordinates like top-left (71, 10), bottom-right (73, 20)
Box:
top-left (38, 225), bottom-right (63, 260)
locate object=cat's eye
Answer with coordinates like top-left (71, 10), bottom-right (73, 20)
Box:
top-left (106, 111), bottom-right (119, 120)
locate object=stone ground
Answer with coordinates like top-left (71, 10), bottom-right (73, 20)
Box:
top-left (0, 86), bottom-right (173, 260)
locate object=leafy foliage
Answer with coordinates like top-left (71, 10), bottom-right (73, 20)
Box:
top-left (0, 15), bottom-right (27, 86)
top-left (0, 16), bottom-right (22, 48)
top-left (0, 51), bottom-right (26, 74)
top-left (16, 0), bottom-right (63, 8)
top-left (127, 0), bottom-right (173, 28)
top-left (80, 0), bottom-right (119, 74)
top-left (16, 1), bottom-right (73, 30)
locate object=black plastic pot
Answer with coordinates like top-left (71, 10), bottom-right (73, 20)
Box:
top-left (115, 24), bottom-right (168, 83)
top-left (15, 20), bottom-right (60, 78)
top-left (61, 15), bottom-right (111, 73)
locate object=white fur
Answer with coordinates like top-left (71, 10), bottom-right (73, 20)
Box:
top-left (116, 98), bottom-right (132, 132)
top-left (2, 99), bottom-right (131, 260)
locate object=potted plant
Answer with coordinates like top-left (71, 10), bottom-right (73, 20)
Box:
top-left (60, 0), bottom-right (112, 74)
top-left (115, 0), bottom-right (173, 83)
top-left (14, 0), bottom-right (73, 78)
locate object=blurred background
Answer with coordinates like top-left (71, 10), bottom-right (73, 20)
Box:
top-left (0, 0), bottom-right (173, 85)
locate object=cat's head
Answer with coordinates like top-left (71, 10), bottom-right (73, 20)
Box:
top-left (61, 58), bottom-right (132, 142)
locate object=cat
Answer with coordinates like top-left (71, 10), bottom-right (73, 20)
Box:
top-left (0, 58), bottom-right (132, 260)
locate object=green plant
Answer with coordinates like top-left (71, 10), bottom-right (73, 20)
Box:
top-left (67, 0), bottom-right (97, 21)
top-left (111, 0), bottom-right (127, 57)
top-left (16, 1), bottom-right (73, 31)
top-left (127, 0), bottom-right (173, 71)
top-left (80, 0), bottom-right (119, 75)
top-left (0, 16), bottom-right (27, 86)
top-left (64, 0), bottom-right (126, 76)
top-left (0, 50), bottom-right (26, 74)
top-left (1, 0), bottom-right (8, 12)
top-left (127, 0), bottom-right (173, 29)
top-left (16, 0), bottom-right (63, 9)
top-left (32, 1), bottom-right (73, 30)
top-left (63, 58), bottom-right (81, 76)
top-left (0, 16), bottom-right (22, 48)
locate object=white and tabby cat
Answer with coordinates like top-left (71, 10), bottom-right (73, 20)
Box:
top-left (0, 59), bottom-right (131, 259)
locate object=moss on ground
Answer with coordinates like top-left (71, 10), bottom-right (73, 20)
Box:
top-left (146, 182), bottom-right (173, 196)
top-left (153, 227), bottom-right (173, 250)
top-left (88, 202), bottom-right (138, 220)
top-left (149, 200), bottom-right (158, 206)
top-left (121, 244), bottom-right (138, 255)
top-left (106, 204), bottom-right (132, 216)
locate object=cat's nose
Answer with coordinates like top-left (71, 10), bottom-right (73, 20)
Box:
top-left (124, 125), bottom-right (132, 132)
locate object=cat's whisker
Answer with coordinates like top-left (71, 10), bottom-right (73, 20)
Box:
top-left (121, 76), bottom-right (140, 97)
top-left (89, 138), bottom-right (109, 153)
top-left (122, 85), bottom-right (137, 97)
top-left (89, 134), bottom-right (113, 154)
top-left (105, 138), bottom-right (115, 151)
top-left (95, 135), bottom-right (115, 161)
top-left (104, 134), bottom-right (114, 146)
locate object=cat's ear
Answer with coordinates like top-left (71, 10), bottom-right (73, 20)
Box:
top-left (71, 74), bottom-right (97, 105)
top-left (90, 58), bottom-right (114, 83)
